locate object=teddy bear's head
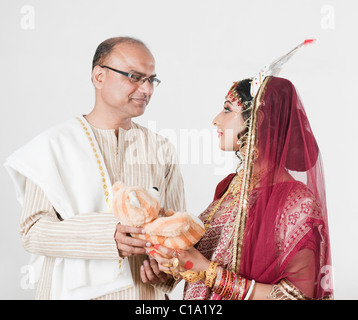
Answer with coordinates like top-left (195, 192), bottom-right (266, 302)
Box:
top-left (112, 181), bottom-right (160, 227)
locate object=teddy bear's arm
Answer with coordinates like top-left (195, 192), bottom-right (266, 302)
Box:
top-left (143, 212), bottom-right (190, 237)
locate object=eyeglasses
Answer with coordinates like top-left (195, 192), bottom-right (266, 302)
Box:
top-left (100, 65), bottom-right (161, 87)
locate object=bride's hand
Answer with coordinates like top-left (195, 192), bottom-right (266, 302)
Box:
top-left (150, 245), bottom-right (211, 275)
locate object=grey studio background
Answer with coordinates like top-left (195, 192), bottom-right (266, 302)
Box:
top-left (1, 0), bottom-right (357, 300)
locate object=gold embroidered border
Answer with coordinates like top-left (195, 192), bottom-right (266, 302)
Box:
top-left (268, 279), bottom-right (333, 300)
top-left (232, 77), bottom-right (272, 273)
top-left (276, 279), bottom-right (307, 300)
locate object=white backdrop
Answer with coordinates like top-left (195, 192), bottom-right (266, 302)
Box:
top-left (1, 0), bottom-right (357, 300)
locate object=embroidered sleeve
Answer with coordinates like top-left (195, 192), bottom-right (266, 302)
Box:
top-left (273, 183), bottom-right (331, 299)
top-left (268, 279), bottom-right (333, 300)
top-left (268, 279), bottom-right (309, 300)
top-left (275, 183), bottom-right (323, 259)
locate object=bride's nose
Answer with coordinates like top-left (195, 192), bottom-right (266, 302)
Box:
top-left (212, 113), bottom-right (220, 126)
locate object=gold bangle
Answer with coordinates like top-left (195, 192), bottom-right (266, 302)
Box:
top-left (205, 261), bottom-right (218, 288)
top-left (180, 270), bottom-right (205, 283)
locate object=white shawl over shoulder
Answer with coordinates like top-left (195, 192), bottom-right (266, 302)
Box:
top-left (4, 116), bottom-right (134, 299)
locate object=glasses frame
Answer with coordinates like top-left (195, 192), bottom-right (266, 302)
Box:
top-left (100, 65), bottom-right (161, 87)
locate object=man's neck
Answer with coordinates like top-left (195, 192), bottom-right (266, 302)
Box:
top-left (85, 108), bottom-right (132, 136)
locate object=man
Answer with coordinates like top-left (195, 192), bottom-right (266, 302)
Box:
top-left (5, 37), bottom-right (186, 299)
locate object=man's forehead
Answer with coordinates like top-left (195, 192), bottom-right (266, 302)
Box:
top-left (107, 44), bottom-right (155, 73)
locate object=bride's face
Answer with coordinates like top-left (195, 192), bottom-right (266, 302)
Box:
top-left (212, 97), bottom-right (245, 151)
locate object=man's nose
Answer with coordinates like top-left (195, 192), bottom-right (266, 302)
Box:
top-left (138, 79), bottom-right (154, 95)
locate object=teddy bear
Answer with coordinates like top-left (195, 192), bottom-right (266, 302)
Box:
top-left (112, 181), bottom-right (205, 252)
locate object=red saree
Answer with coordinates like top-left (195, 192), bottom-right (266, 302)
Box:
top-left (183, 77), bottom-right (333, 300)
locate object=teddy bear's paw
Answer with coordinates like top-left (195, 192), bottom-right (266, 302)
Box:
top-left (143, 212), bottom-right (191, 237)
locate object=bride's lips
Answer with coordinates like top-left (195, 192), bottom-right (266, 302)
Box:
top-left (217, 130), bottom-right (223, 137)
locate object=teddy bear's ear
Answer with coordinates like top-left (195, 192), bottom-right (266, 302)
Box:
top-left (112, 181), bottom-right (124, 193)
top-left (128, 191), bottom-right (142, 209)
top-left (147, 187), bottom-right (160, 203)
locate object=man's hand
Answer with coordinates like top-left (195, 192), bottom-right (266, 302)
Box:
top-left (140, 256), bottom-right (172, 285)
top-left (114, 223), bottom-right (151, 257)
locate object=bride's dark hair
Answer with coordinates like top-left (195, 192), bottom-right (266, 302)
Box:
top-left (233, 79), bottom-right (253, 162)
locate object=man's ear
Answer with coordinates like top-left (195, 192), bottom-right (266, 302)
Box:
top-left (92, 65), bottom-right (105, 89)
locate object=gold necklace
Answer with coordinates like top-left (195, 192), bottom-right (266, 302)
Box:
top-left (77, 117), bottom-right (111, 213)
top-left (77, 117), bottom-right (124, 271)
top-left (204, 168), bottom-right (266, 230)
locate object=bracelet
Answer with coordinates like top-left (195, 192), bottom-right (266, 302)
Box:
top-left (209, 264), bottom-right (252, 300)
top-left (221, 271), bottom-right (232, 297)
top-left (179, 270), bottom-right (205, 284)
top-left (205, 261), bottom-right (218, 288)
top-left (244, 280), bottom-right (255, 300)
top-left (218, 269), bottom-right (229, 296)
top-left (230, 274), bottom-right (241, 300)
top-left (212, 266), bottom-right (224, 293)
top-left (237, 278), bottom-right (247, 300)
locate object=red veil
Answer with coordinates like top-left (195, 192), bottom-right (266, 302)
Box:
top-left (210, 77), bottom-right (332, 299)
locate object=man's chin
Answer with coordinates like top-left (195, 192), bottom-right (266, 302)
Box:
top-left (132, 104), bottom-right (147, 117)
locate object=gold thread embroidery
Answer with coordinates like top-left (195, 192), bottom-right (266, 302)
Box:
top-left (268, 279), bottom-right (307, 300)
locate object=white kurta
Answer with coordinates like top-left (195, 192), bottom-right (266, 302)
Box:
top-left (5, 116), bottom-right (186, 299)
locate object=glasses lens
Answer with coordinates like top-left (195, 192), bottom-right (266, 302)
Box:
top-left (142, 77), bottom-right (161, 87)
top-left (152, 78), bottom-right (160, 87)
top-left (129, 74), bottom-right (142, 82)
top-left (129, 74), bottom-right (160, 87)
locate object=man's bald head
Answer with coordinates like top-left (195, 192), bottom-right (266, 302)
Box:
top-left (92, 36), bottom-right (150, 71)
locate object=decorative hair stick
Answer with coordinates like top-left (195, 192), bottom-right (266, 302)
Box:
top-left (250, 39), bottom-right (317, 97)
